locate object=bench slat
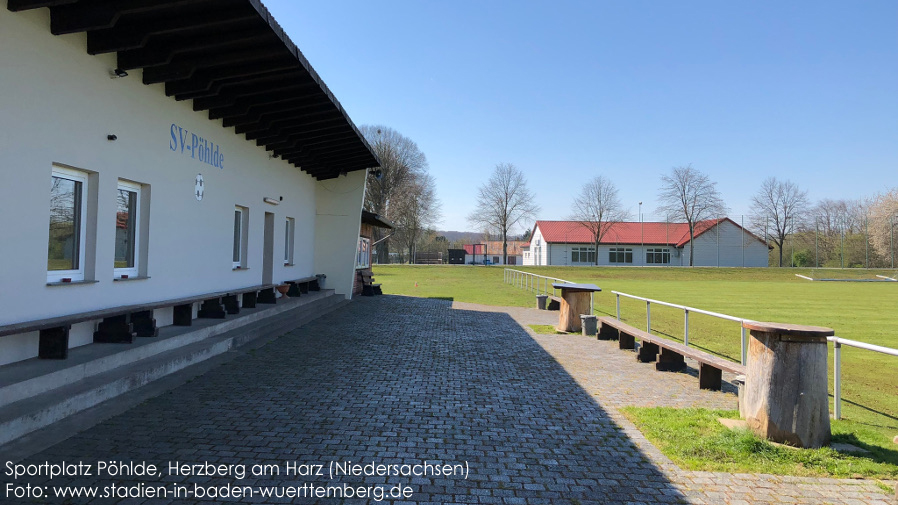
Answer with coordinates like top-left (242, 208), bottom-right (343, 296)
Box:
top-left (0, 283), bottom-right (277, 338)
top-left (598, 317), bottom-right (744, 375)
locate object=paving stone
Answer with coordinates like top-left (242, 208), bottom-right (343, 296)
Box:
top-left (1, 296), bottom-right (894, 504)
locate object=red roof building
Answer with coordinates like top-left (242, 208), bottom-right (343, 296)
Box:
top-left (522, 218), bottom-right (769, 267)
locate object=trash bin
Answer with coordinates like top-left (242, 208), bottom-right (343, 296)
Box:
top-left (536, 294), bottom-right (548, 310)
top-left (580, 314), bottom-right (597, 336)
top-left (315, 274), bottom-right (326, 290)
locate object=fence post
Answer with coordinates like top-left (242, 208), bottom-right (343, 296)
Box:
top-left (741, 325), bottom-right (747, 366)
top-left (834, 340), bottom-right (842, 420)
top-left (616, 294), bottom-right (620, 320)
top-left (684, 310), bottom-right (689, 346)
top-left (646, 301), bottom-right (651, 333)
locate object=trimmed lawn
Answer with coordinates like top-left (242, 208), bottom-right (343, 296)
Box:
top-left (373, 265), bottom-right (898, 450)
top-left (621, 407), bottom-right (898, 481)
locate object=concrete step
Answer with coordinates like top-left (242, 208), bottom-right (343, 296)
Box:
top-left (0, 293), bottom-right (347, 447)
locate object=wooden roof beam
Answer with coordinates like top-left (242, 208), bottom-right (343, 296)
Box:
top-left (88, 6), bottom-right (258, 55)
top-left (116, 28), bottom-right (269, 69)
top-left (50, 0), bottom-right (209, 35)
top-left (143, 45), bottom-right (288, 84)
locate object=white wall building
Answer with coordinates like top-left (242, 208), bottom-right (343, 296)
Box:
top-left (0, 2), bottom-right (379, 366)
top-left (522, 219), bottom-right (770, 267)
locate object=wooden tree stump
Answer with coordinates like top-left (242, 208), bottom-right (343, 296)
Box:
top-left (742, 321), bottom-right (834, 448)
top-left (552, 283), bottom-right (601, 333)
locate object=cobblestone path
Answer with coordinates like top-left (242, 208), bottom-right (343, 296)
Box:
top-left (2, 296), bottom-right (893, 504)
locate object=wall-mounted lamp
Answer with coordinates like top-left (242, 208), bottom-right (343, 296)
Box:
top-left (263, 197), bottom-right (279, 206)
top-left (107, 134), bottom-right (118, 141)
top-left (269, 153), bottom-right (279, 159)
top-left (370, 168), bottom-right (383, 180)
top-left (339, 170), bottom-right (347, 177)
top-left (110, 68), bottom-right (128, 79)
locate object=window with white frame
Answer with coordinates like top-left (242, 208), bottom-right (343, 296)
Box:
top-left (571, 247), bottom-right (596, 263)
top-left (233, 206), bottom-right (248, 269)
top-left (356, 237), bottom-right (370, 269)
top-left (284, 217), bottom-right (295, 265)
top-left (114, 180), bottom-right (141, 277)
top-left (48, 166), bottom-right (88, 282)
top-left (609, 247), bottom-right (633, 264)
top-left (646, 248), bottom-right (671, 264)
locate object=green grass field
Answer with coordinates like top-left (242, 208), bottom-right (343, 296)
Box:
top-left (373, 264), bottom-right (898, 452)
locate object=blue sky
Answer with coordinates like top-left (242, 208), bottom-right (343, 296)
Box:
top-left (263, 0), bottom-right (897, 232)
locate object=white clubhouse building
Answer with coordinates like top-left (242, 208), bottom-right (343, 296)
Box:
top-left (523, 219), bottom-right (770, 267)
top-left (0, 1), bottom-right (378, 366)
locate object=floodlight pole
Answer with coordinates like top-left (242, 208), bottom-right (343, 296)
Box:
top-left (639, 202), bottom-right (643, 266)
top-left (815, 217), bottom-right (819, 268)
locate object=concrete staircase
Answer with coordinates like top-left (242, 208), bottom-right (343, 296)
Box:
top-left (0, 291), bottom-right (347, 447)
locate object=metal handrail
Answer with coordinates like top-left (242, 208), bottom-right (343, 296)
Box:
top-left (611, 289), bottom-right (897, 421)
top-left (504, 268), bottom-right (571, 297)
top-left (612, 290), bottom-right (752, 365)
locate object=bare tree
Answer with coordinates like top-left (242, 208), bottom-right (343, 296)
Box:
top-left (749, 177), bottom-right (809, 267)
top-left (360, 125), bottom-right (429, 263)
top-left (657, 165), bottom-right (727, 266)
top-left (468, 163), bottom-right (540, 264)
top-left (390, 172), bottom-right (441, 262)
top-left (570, 176), bottom-right (629, 265)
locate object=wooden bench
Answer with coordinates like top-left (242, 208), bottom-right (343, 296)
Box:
top-left (0, 283), bottom-right (276, 360)
top-left (359, 271), bottom-right (382, 296)
top-left (283, 275), bottom-right (321, 297)
top-left (597, 316), bottom-right (745, 391)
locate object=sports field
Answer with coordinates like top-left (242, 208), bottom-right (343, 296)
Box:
top-left (373, 265), bottom-right (898, 446)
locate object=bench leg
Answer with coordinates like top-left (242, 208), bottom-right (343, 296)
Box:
top-left (39, 326), bottom-right (70, 359)
top-left (197, 298), bottom-right (227, 318)
top-left (131, 310), bottom-right (159, 338)
top-left (222, 294), bottom-right (240, 315)
top-left (173, 304), bottom-right (193, 326)
top-left (257, 287), bottom-right (277, 304)
top-left (699, 364), bottom-right (723, 391)
top-left (242, 291), bottom-right (257, 309)
top-left (637, 342), bottom-right (659, 362)
top-left (619, 332), bottom-right (636, 350)
top-left (655, 348), bottom-right (686, 371)
top-left (597, 323), bottom-right (618, 341)
top-left (286, 282), bottom-right (302, 297)
top-left (94, 314), bottom-right (136, 343)
top-left (310, 279), bottom-right (320, 291)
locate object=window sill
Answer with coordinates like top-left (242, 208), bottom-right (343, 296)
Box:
top-left (47, 279), bottom-right (99, 287)
top-left (232, 267), bottom-right (250, 271)
top-left (114, 276), bottom-right (151, 282)
top-left (284, 263), bottom-right (294, 267)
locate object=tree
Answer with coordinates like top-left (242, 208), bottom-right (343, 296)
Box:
top-left (749, 177), bottom-right (809, 267)
top-left (570, 176), bottom-right (629, 265)
top-left (657, 165), bottom-right (727, 266)
top-left (360, 125), bottom-right (429, 263)
top-left (867, 188), bottom-right (898, 266)
top-left (468, 163), bottom-right (540, 264)
top-left (390, 172), bottom-right (441, 262)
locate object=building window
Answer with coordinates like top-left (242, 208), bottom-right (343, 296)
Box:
top-left (609, 247), bottom-right (633, 264)
top-left (646, 248), bottom-right (671, 264)
top-left (114, 180), bottom-right (141, 277)
top-left (284, 217), bottom-right (295, 265)
top-left (233, 206), bottom-right (248, 269)
top-left (357, 237), bottom-right (370, 269)
top-left (48, 166), bottom-right (88, 282)
top-left (571, 247), bottom-right (596, 263)
top-left (493, 256), bottom-right (500, 264)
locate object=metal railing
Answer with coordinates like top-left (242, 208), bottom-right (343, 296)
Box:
top-left (504, 269), bottom-right (571, 297)
top-left (828, 336), bottom-right (898, 419)
top-left (612, 290), bottom-right (898, 420)
top-left (612, 291), bottom-right (753, 365)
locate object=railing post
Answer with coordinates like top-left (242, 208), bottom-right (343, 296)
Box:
top-left (834, 340), bottom-right (842, 420)
top-left (684, 309), bottom-right (689, 346)
top-left (741, 325), bottom-right (747, 366)
top-left (616, 294), bottom-right (620, 320)
top-left (646, 301), bottom-right (651, 333)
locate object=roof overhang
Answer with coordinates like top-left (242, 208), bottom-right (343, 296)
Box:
top-left (8, 0), bottom-right (380, 180)
top-left (361, 210), bottom-right (393, 229)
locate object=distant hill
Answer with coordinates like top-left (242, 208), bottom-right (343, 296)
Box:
top-left (438, 231), bottom-right (484, 243)
top-left (437, 231), bottom-right (529, 243)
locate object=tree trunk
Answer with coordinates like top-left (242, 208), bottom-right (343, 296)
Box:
top-left (777, 238), bottom-right (784, 267)
top-left (688, 225), bottom-right (695, 266)
top-left (503, 231), bottom-right (508, 265)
